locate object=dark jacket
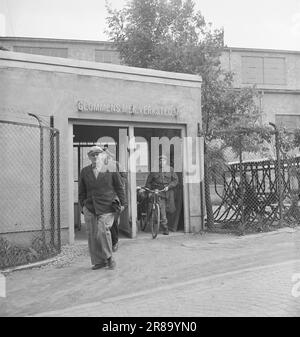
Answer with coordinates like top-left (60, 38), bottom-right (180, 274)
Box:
top-left (145, 166), bottom-right (178, 213)
top-left (145, 166), bottom-right (178, 192)
top-left (79, 164), bottom-right (127, 215)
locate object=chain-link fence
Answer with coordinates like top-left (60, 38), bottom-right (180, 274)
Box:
top-left (0, 119), bottom-right (61, 269)
top-left (204, 124), bottom-right (300, 235)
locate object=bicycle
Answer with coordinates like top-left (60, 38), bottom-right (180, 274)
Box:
top-left (137, 186), bottom-right (165, 239)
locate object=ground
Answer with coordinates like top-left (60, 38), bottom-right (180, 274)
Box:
top-left (1, 229), bottom-right (300, 317)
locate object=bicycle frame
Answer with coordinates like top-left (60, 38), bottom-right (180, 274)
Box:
top-left (137, 186), bottom-right (165, 238)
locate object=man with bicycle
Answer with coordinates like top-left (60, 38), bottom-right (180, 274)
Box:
top-left (145, 155), bottom-right (178, 235)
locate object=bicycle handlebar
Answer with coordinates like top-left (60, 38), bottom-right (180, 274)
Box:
top-left (137, 186), bottom-right (165, 193)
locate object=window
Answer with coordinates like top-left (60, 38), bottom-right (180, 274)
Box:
top-left (95, 50), bottom-right (120, 64)
top-left (242, 56), bottom-right (264, 84)
top-left (13, 46), bottom-right (68, 58)
top-left (242, 56), bottom-right (286, 85)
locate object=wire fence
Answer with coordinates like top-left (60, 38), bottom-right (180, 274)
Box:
top-left (0, 119), bottom-right (61, 269)
top-left (204, 124), bottom-right (300, 235)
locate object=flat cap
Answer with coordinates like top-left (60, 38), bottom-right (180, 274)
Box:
top-left (87, 145), bottom-right (103, 155)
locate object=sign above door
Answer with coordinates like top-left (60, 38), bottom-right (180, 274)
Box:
top-left (77, 100), bottom-right (179, 117)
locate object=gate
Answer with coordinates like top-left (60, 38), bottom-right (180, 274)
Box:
top-left (0, 119), bottom-right (61, 269)
top-left (204, 125), bottom-right (300, 234)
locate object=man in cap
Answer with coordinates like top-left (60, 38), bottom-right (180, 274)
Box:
top-left (145, 154), bottom-right (178, 235)
top-left (79, 145), bottom-right (127, 270)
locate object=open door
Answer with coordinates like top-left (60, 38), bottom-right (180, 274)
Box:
top-left (117, 127), bottom-right (131, 237)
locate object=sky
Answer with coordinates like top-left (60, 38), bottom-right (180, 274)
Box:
top-left (0, 0), bottom-right (300, 51)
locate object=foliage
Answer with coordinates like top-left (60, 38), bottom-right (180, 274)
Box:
top-left (205, 141), bottom-right (228, 180)
top-left (276, 127), bottom-right (300, 157)
top-left (293, 129), bottom-right (300, 148)
top-left (105, 0), bottom-right (263, 139)
top-left (105, 0), bottom-right (223, 71)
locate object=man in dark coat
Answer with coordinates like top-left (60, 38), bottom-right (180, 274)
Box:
top-left (145, 155), bottom-right (178, 235)
top-left (79, 146), bottom-right (127, 270)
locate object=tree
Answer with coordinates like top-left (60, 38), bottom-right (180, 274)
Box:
top-left (105, 0), bottom-right (264, 229)
top-left (105, 0), bottom-right (223, 71)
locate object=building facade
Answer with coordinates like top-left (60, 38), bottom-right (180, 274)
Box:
top-left (220, 47), bottom-right (300, 128)
top-left (1, 36), bottom-right (300, 245)
top-left (0, 36), bottom-right (121, 64)
top-left (0, 49), bottom-right (203, 245)
top-left (1, 37), bottom-right (299, 129)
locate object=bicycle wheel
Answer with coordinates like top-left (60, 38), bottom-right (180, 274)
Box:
top-left (149, 203), bottom-right (160, 239)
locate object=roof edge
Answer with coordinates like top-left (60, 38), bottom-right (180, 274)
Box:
top-left (0, 50), bottom-right (202, 84)
top-left (0, 36), bottom-right (114, 45)
top-left (224, 46), bottom-right (300, 55)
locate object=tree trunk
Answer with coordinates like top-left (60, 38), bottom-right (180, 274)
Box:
top-left (204, 142), bottom-right (214, 229)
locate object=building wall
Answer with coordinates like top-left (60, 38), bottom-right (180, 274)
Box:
top-left (0, 37), bottom-right (121, 64)
top-left (262, 93), bottom-right (300, 124)
top-left (220, 48), bottom-right (300, 90)
top-left (0, 51), bottom-right (203, 243)
top-left (1, 38), bottom-right (299, 129)
top-left (220, 48), bottom-right (300, 126)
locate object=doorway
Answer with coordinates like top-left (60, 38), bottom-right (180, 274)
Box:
top-left (71, 122), bottom-right (185, 241)
top-left (134, 127), bottom-right (184, 234)
top-left (73, 124), bottom-right (131, 241)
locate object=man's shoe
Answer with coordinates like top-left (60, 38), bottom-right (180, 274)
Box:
top-left (92, 261), bottom-right (107, 270)
top-left (112, 242), bottom-right (118, 252)
top-left (107, 257), bottom-right (116, 270)
top-left (162, 230), bottom-right (169, 235)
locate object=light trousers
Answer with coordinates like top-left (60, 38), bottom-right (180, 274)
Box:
top-left (83, 206), bottom-right (115, 265)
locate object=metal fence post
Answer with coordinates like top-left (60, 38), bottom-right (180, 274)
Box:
top-left (55, 130), bottom-right (61, 252)
top-left (50, 116), bottom-right (55, 247)
top-left (203, 141), bottom-right (214, 229)
top-left (28, 113), bottom-right (46, 247)
top-left (269, 123), bottom-right (283, 227)
top-left (238, 133), bottom-right (245, 234)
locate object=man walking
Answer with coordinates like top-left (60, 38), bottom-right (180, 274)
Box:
top-left (79, 146), bottom-right (127, 270)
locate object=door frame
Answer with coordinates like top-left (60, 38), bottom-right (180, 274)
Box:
top-left (68, 119), bottom-right (189, 243)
